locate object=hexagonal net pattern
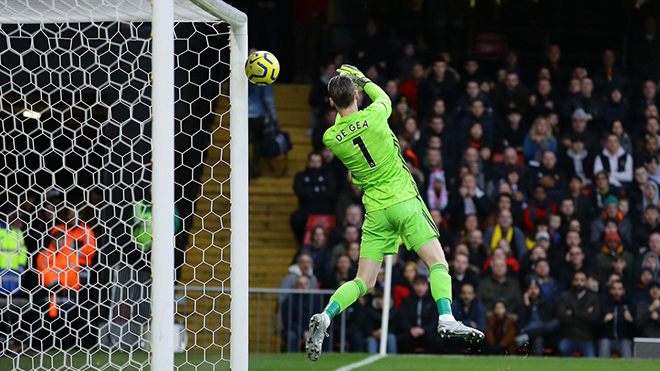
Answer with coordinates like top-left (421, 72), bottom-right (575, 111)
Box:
top-left (0, 8), bottom-right (233, 371)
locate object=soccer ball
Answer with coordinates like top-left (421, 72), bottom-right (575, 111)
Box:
top-left (245, 51), bottom-right (280, 86)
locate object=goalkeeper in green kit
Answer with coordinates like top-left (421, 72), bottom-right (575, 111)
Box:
top-left (305, 65), bottom-right (484, 362)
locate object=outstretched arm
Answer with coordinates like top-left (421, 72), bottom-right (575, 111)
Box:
top-left (337, 64), bottom-right (391, 119)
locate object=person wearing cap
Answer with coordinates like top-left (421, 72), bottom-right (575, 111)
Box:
top-left (563, 77), bottom-right (602, 127)
top-left (590, 195), bottom-right (632, 249)
top-left (560, 133), bottom-right (594, 186)
top-left (596, 231), bottom-right (634, 274)
top-left (634, 279), bottom-right (660, 338)
top-left (593, 132), bottom-right (633, 189)
top-left (562, 108), bottom-right (599, 155)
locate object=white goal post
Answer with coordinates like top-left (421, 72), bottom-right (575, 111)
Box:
top-left (0, 1), bottom-right (248, 370)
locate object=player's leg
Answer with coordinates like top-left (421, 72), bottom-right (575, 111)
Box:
top-left (307, 209), bottom-right (394, 362)
top-left (396, 196), bottom-right (484, 342)
top-left (306, 258), bottom-right (381, 362)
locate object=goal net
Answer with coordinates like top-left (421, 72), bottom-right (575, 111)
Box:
top-left (0, 1), bottom-right (248, 370)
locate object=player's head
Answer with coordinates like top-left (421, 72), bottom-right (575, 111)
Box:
top-left (328, 75), bottom-right (358, 109)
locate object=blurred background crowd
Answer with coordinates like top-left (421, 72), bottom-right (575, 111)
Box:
top-left (245, 0), bottom-right (660, 358)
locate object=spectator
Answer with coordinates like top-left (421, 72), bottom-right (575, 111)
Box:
top-left (603, 89), bottom-right (631, 130)
top-left (527, 151), bottom-right (566, 204)
top-left (531, 259), bottom-right (563, 304)
top-left (459, 99), bottom-right (495, 143)
top-left (591, 171), bottom-right (619, 212)
top-left (593, 133), bottom-right (633, 189)
top-left (450, 253), bottom-right (479, 300)
top-left (523, 117), bottom-right (557, 164)
top-left (449, 283), bottom-right (486, 353)
top-left (566, 108), bottom-right (600, 155)
top-left (597, 280), bottom-right (634, 358)
top-left (529, 79), bottom-right (560, 117)
top-left (493, 72), bottom-right (531, 119)
top-left (515, 279), bottom-right (560, 355)
top-left (279, 253), bottom-right (318, 304)
top-left (330, 225), bottom-right (360, 266)
top-left (485, 301), bottom-right (518, 355)
top-left (482, 245), bottom-right (520, 276)
top-left (328, 204), bottom-right (363, 247)
top-left (281, 276), bottom-right (323, 352)
top-left (456, 81), bottom-right (492, 122)
top-left (290, 152), bottom-right (337, 245)
top-left (634, 279), bottom-right (660, 337)
top-left (564, 77), bottom-right (602, 125)
top-left (557, 271), bottom-right (600, 358)
top-left (593, 50), bottom-right (629, 98)
top-left (596, 232), bottom-right (634, 276)
top-left (478, 258), bottom-right (522, 311)
top-left (630, 17), bottom-right (660, 81)
top-left (398, 62), bottom-right (424, 112)
top-left (543, 45), bottom-right (569, 86)
top-left (590, 195), bottom-right (632, 250)
top-left (394, 261), bottom-right (417, 308)
top-left (363, 290), bottom-right (397, 354)
top-left (634, 205), bottom-right (660, 255)
top-left (523, 186), bottom-right (557, 233)
top-left (295, 226), bottom-right (331, 279)
top-left (633, 80), bottom-right (660, 125)
top-left (322, 254), bottom-right (355, 289)
top-left (248, 78), bottom-right (278, 178)
top-left (418, 60), bottom-right (458, 119)
top-left (484, 210), bottom-right (526, 259)
top-left (396, 275), bottom-right (442, 353)
top-left (497, 109), bottom-right (527, 153)
top-left (560, 134), bottom-right (594, 185)
top-left (446, 173), bottom-right (491, 230)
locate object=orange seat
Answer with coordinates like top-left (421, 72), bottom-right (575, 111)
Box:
top-left (302, 214), bottom-right (336, 245)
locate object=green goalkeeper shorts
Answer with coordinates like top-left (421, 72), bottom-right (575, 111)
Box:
top-left (360, 195), bottom-right (440, 262)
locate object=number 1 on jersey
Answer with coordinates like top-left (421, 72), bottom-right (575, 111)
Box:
top-left (353, 136), bottom-right (376, 168)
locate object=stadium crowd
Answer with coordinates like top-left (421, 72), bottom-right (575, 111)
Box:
top-left (279, 15), bottom-right (660, 358)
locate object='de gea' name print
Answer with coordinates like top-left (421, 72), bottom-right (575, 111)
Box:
top-left (335, 120), bottom-right (369, 143)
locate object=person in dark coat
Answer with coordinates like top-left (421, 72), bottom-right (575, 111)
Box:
top-left (281, 276), bottom-right (323, 352)
top-left (635, 279), bottom-right (660, 338)
top-left (396, 275), bottom-right (443, 353)
top-left (515, 280), bottom-right (560, 355)
top-left (597, 280), bottom-right (634, 358)
top-left (449, 283), bottom-right (486, 353)
top-left (556, 271), bottom-right (600, 358)
top-left (450, 253), bottom-right (479, 300)
top-left (363, 290), bottom-right (397, 354)
top-left (290, 152), bottom-right (337, 244)
top-left (446, 173), bottom-right (492, 230)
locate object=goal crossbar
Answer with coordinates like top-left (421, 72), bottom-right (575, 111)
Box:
top-left (0, 0), bottom-right (247, 24)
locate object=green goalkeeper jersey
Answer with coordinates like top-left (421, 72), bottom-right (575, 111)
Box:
top-left (323, 82), bottom-right (418, 212)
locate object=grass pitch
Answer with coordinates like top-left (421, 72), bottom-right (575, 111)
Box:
top-left (0, 352), bottom-right (658, 370)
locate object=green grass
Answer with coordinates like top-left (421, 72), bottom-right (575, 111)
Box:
top-left (0, 352), bottom-right (658, 370)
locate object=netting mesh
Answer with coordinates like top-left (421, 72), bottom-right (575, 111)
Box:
top-left (0, 5), bottom-right (232, 370)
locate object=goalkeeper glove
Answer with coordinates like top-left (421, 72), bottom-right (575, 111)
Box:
top-left (336, 64), bottom-right (371, 91)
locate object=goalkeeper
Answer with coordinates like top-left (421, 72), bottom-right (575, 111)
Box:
top-left (306, 65), bottom-right (484, 362)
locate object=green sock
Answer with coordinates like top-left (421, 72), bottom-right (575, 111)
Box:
top-left (323, 278), bottom-right (368, 321)
top-left (430, 262), bottom-right (453, 316)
